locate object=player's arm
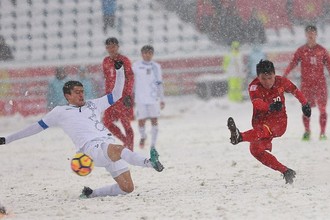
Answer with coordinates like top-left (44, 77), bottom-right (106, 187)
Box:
top-left (0, 121), bottom-right (46, 145)
top-left (110, 67), bottom-right (125, 103)
top-left (249, 85), bottom-right (270, 111)
top-left (156, 64), bottom-right (165, 109)
top-left (123, 58), bottom-right (134, 95)
top-left (323, 49), bottom-right (330, 76)
top-left (95, 65), bottom-right (126, 110)
top-left (121, 57), bottom-right (134, 107)
top-left (283, 77), bottom-right (311, 117)
top-left (283, 49), bottom-right (301, 77)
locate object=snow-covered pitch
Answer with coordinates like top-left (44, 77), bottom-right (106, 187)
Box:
top-left (0, 95), bottom-right (329, 220)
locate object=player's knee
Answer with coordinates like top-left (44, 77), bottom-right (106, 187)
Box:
top-left (107, 144), bottom-right (125, 161)
top-left (120, 182), bottom-right (134, 193)
top-left (250, 145), bottom-right (264, 158)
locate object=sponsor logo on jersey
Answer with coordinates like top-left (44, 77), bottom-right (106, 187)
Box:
top-left (250, 85), bottom-right (257, 91)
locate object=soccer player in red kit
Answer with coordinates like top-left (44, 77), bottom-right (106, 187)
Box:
top-left (284, 25), bottom-right (330, 141)
top-left (227, 60), bottom-right (311, 184)
top-left (102, 37), bottom-right (135, 151)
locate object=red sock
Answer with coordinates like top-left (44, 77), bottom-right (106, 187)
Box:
top-left (303, 115), bottom-right (310, 133)
top-left (320, 113), bottom-right (327, 134)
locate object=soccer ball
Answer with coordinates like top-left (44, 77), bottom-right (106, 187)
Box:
top-left (71, 153), bottom-right (94, 176)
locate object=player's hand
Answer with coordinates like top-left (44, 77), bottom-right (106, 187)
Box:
top-left (123, 96), bottom-right (132, 107)
top-left (269, 101), bottom-right (282, 112)
top-left (302, 103), bottom-right (311, 118)
top-left (0, 137), bottom-right (5, 145)
top-left (114, 60), bottom-right (124, 70)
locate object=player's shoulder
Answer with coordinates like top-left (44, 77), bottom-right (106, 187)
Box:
top-left (118, 54), bottom-right (131, 62)
top-left (133, 60), bottom-right (143, 66)
top-left (45, 105), bottom-right (67, 117)
top-left (53, 105), bottom-right (71, 112)
top-left (152, 61), bottom-right (161, 68)
top-left (316, 44), bottom-right (328, 52)
top-left (103, 56), bottom-right (110, 62)
top-left (248, 78), bottom-right (260, 92)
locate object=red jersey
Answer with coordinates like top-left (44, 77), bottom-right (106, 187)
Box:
top-left (249, 76), bottom-right (307, 133)
top-left (103, 54), bottom-right (134, 119)
top-left (284, 44), bottom-right (330, 90)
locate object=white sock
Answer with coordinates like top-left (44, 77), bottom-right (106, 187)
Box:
top-left (91, 184), bottom-right (127, 197)
top-left (120, 148), bottom-right (152, 168)
top-left (139, 126), bottom-right (147, 139)
top-left (150, 125), bottom-right (158, 147)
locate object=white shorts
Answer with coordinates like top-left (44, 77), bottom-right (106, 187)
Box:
top-left (80, 137), bottom-right (129, 178)
top-left (136, 103), bottom-right (160, 120)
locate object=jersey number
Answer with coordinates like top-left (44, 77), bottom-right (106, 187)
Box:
top-left (310, 56), bottom-right (317, 65)
top-left (273, 96), bottom-right (281, 102)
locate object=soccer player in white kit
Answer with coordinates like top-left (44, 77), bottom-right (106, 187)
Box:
top-left (132, 45), bottom-right (165, 155)
top-left (0, 67), bottom-right (164, 198)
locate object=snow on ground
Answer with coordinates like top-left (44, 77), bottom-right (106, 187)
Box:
top-left (0, 94), bottom-right (330, 220)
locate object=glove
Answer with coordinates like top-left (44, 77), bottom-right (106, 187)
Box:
top-left (0, 137), bottom-right (5, 145)
top-left (269, 101), bottom-right (282, 112)
top-left (114, 60), bottom-right (123, 70)
top-left (123, 96), bottom-right (132, 108)
top-left (302, 103), bottom-right (311, 118)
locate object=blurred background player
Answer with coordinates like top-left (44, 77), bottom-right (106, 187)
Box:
top-left (222, 41), bottom-right (246, 102)
top-left (47, 66), bottom-right (68, 110)
top-left (102, 37), bottom-right (135, 151)
top-left (284, 25), bottom-right (330, 141)
top-left (132, 45), bottom-right (165, 155)
top-left (227, 60), bottom-right (311, 184)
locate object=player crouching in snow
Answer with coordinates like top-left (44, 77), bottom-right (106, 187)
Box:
top-left (227, 59), bottom-right (311, 184)
top-left (0, 66), bottom-right (164, 198)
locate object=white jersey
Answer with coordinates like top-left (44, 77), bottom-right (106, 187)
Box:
top-left (39, 95), bottom-right (114, 150)
top-left (132, 60), bottom-right (164, 104)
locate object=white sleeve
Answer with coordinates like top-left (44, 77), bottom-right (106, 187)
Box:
top-left (5, 122), bottom-right (45, 144)
top-left (112, 68), bottom-right (125, 102)
top-left (156, 64), bottom-right (165, 101)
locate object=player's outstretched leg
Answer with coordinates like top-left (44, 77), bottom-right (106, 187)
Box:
top-left (227, 117), bottom-right (242, 145)
top-left (283, 168), bottom-right (296, 184)
top-left (150, 148), bottom-right (164, 172)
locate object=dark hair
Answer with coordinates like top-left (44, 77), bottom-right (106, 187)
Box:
top-left (305, 25), bottom-right (317, 32)
top-left (63, 81), bottom-right (83, 95)
top-left (141, 45), bottom-right (154, 53)
top-left (105, 37), bottom-right (119, 45)
top-left (256, 59), bottom-right (275, 75)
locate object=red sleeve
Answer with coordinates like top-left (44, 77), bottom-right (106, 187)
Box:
top-left (252, 99), bottom-right (269, 111)
top-left (323, 48), bottom-right (330, 76)
top-left (282, 77), bottom-right (307, 105)
top-left (249, 83), bottom-right (269, 111)
top-left (121, 56), bottom-right (134, 97)
top-left (284, 48), bottom-right (301, 77)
